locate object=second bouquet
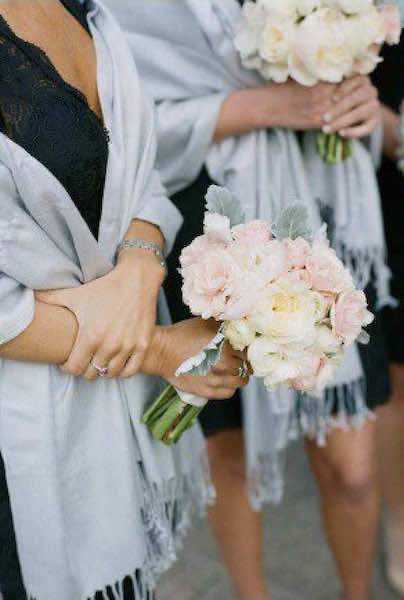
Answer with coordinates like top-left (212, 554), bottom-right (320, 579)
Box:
top-left (142, 186), bottom-right (374, 444)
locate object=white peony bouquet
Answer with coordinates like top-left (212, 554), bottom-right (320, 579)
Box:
top-left (142, 186), bottom-right (374, 444)
top-left (234, 0), bottom-right (401, 163)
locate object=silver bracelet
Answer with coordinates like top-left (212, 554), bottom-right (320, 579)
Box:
top-left (116, 239), bottom-right (167, 271)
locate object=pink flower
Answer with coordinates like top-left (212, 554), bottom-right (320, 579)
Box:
top-left (179, 235), bottom-right (225, 269)
top-left (181, 248), bottom-right (249, 320)
top-left (232, 220), bottom-right (273, 244)
top-left (305, 243), bottom-right (354, 294)
top-left (283, 237), bottom-right (311, 270)
top-left (290, 350), bottom-right (324, 392)
top-left (379, 4), bottom-right (401, 46)
top-left (331, 289), bottom-right (374, 346)
top-left (290, 268), bottom-right (312, 286)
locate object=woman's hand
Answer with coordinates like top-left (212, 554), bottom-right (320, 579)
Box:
top-left (321, 75), bottom-right (380, 139)
top-left (145, 319), bottom-right (249, 399)
top-left (36, 250), bottom-right (165, 380)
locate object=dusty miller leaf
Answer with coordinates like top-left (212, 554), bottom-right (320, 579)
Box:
top-left (273, 204), bottom-right (312, 241)
top-left (175, 325), bottom-right (225, 377)
top-left (205, 185), bottom-right (245, 228)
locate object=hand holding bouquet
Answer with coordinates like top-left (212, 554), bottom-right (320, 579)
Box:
top-left (142, 186), bottom-right (374, 444)
top-left (234, 0), bottom-right (401, 163)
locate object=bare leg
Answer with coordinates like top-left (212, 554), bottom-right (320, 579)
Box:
top-left (206, 429), bottom-right (268, 600)
top-left (376, 364), bottom-right (404, 593)
top-left (305, 421), bottom-right (380, 600)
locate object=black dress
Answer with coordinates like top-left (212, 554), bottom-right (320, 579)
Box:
top-left (0, 3), bottom-right (143, 600)
top-left (164, 0), bottom-right (390, 437)
top-left (372, 37), bottom-right (404, 363)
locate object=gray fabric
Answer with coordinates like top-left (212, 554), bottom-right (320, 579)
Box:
top-left (0, 2), bottom-right (213, 599)
top-left (107, 0), bottom-right (394, 509)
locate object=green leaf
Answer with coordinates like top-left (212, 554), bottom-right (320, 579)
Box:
top-left (205, 185), bottom-right (245, 228)
top-left (273, 204), bottom-right (312, 241)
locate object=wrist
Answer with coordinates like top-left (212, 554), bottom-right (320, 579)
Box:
top-left (142, 326), bottom-right (167, 377)
top-left (252, 84), bottom-right (283, 130)
top-left (115, 247), bottom-right (166, 285)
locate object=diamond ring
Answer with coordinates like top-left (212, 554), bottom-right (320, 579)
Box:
top-left (90, 360), bottom-right (109, 378)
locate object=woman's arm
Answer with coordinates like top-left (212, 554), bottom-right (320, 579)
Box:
top-left (381, 104), bottom-right (400, 161)
top-left (214, 76), bottom-right (380, 142)
top-left (0, 301), bottom-right (78, 363)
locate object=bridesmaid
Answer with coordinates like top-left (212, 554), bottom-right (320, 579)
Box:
top-left (0, 1), bottom-right (246, 599)
top-left (109, 1), bottom-right (392, 599)
top-left (372, 36), bottom-right (404, 597)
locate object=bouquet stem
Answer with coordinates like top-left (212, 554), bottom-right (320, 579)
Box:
top-left (141, 385), bottom-right (204, 445)
top-left (316, 131), bottom-right (353, 164)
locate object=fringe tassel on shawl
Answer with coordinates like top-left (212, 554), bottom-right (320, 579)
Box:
top-left (28, 456), bottom-right (215, 600)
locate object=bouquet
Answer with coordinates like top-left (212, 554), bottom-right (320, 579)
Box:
top-left (142, 186), bottom-right (374, 444)
top-left (234, 0), bottom-right (401, 163)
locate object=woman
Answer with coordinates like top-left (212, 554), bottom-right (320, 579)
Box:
top-left (109, 2), bottom-right (393, 599)
top-left (0, 1), bottom-right (247, 599)
top-left (372, 37), bottom-right (404, 597)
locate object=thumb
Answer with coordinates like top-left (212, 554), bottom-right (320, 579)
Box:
top-left (35, 288), bottom-right (75, 308)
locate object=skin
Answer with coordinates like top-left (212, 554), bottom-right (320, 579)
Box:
top-left (376, 105), bottom-right (404, 581)
top-left (0, 0), bottom-right (246, 401)
top-left (208, 74), bottom-right (382, 600)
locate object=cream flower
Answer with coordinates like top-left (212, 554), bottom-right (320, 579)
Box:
top-left (224, 318), bottom-right (256, 352)
top-left (248, 275), bottom-right (317, 346)
top-left (327, 0), bottom-right (372, 15)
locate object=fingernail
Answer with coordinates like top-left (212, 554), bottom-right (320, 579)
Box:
top-left (322, 125), bottom-right (331, 134)
top-left (333, 95), bottom-right (339, 103)
top-left (339, 130), bottom-right (346, 137)
top-left (323, 112), bottom-right (332, 123)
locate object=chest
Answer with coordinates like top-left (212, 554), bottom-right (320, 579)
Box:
top-left (0, 2), bottom-right (101, 118)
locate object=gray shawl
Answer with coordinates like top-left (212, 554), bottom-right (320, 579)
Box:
top-left (0, 2), bottom-right (213, 599)
top-left (108, 0), bottom-right (395, 509)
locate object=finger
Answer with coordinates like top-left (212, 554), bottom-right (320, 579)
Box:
top-left (324, 101), bottom-right (379, 134)
top-left (334, 75), bottom-right (368, 101)
top-left (120, 352), bottom-right (145, 378)
top-left (210, 374), bottom-right (249, 389)
top-left (212, 357), bottom-right (243, 375)
top-left (82, 363), bottom-right (100, 381)
top-left (323, 85), bottom-right (376, 124)
top-left (105, 351), bottom-right (133, 379)
top-left (340, 116), bottom-right (380, 139)
top-left (60, 332), bottom-right (96, 377)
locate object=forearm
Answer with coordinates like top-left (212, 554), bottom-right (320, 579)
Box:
top-left (381, 104), bottom-right (400, 162)
top-left (0, 301), bottom-right (78, 364)
top-left (213, 85), bottom-right (282, 143)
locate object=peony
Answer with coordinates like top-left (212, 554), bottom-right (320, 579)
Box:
top-left (379, 4), bottom-right (401, 45)
top-left (294, 8), bottom-right (356, 83)
top-left (311, 291), bottom-right (330, 321)
top-left (179, 234), bottom-right (225, 269)
top-left (182, 248), bottom-right (247, 320)
top-left (247, 337), bottom-right (302, 384)
top-left (259, 0), bottom-right (299, 19)
top-left (327, 0), bottom-right (372, 14)
top-left (224, 318), bottom-right (256, 351)
top-left (283, 236), bottom-right (311, 270)
top-left (331, 288), bottom-right (374, 345)
top-left (232, 220), bottom-right (272, 244)
top-left (316, 324), bottom-right (342, 354)
top-left (234, 1), bottom-right (266, 60)
top-left (305, 242), bottom-right (354, 294)
top-left (203, 212), bottom-right (232, 244)
top-left (257, 17), bottom-right (296, 82)
top-left (248, 275), bottom-right (317, 346)
top-left (291, 351), bottom-right (342, 393)
top-left (229, 238), bottom-right (288, 286)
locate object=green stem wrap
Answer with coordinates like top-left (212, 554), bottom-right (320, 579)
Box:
top-left (315, 131), bottom-right (354, 164)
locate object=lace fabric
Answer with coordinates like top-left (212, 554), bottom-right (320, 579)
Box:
top-left (0, 0), bottom-right (108, 239)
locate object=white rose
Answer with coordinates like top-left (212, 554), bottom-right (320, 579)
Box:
top-left (224, 319), bottom-right (256, 352)
top-left (316, 324), bottom-right (342, 354)
top-left (327, 0), bottom-right (372, 15)
top-left (294, 8), bottom-right (355, 83)
top-left (249, 275), bottom-right (317, 346)
top-left (247, 337), bottom-right (302, 385)
top-left (203, 212), bottom-right (232, 244)
top-left (257, 18), bottom-right (296, 82)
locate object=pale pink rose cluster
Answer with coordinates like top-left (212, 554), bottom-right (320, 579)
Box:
top-left (180, 211), bottom-right (374, 394)
top-left (234, 0), bottom-right (401, 86)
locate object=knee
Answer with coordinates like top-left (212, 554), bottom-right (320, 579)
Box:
top-left (334, 465), bottom-right (377, 505)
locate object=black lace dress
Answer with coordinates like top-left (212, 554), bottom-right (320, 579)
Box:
top-left (0, 3), bottom-right (145, 600)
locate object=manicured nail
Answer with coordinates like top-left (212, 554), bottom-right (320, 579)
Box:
top-left (339, 130), bottom-right (346, 137)
top-left (323, 112), bottom-right (332, 123)
top-left (322, 125), bottom-right (331, 134)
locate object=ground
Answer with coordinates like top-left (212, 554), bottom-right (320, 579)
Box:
top-left (158, 440), bottom-right (401, 600)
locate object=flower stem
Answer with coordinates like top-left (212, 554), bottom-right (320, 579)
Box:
top-left (316, 131), bottom-right (354, 164)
